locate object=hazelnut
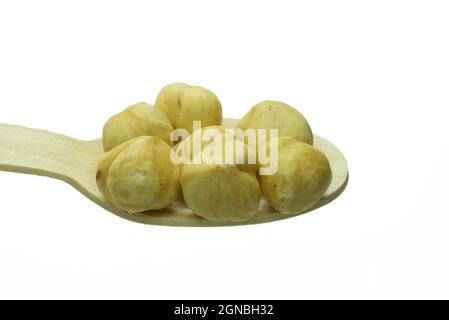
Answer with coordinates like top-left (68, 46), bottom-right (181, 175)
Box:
top-left (258, 137), bottom-right (332, 214)
top-left (180, 139), bottom-right (260, 222)
top-left (235, 100), bottom-right (313, 148)
top-left (103, 102), bottom-right (173, 152)
top-left (155, 82), bottom-right (222, 133)
top-left (96, 136), bottom-right (181, 213)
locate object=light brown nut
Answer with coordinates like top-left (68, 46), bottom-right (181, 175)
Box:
top-left (258, 137), bottom-right (332, 214)
top-left (155, 82), bottom-right (222, 133)
top-left (103, 102), bottom-right (174, 152)
top-left (181, 165), bottom-right (260, 222)
top-left (180, 139), bottom-right (260, 222)
top-left (96, 136), bottom-right (181, 213)
top-left (235, 100), bottom-right (313, 148)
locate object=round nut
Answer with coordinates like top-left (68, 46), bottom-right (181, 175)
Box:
top-left (180, 139), bottom-right (260, 222)
top-left (96, 136), bottom-right (181, 213)
top-left (258, 137), bottom-right (332, 214)
top-left (103, 102), bottom-right (173, 152)
top-left (235, 100), bottom-right (313, 147)
top-left (155, 82), bottom-right (222, 133)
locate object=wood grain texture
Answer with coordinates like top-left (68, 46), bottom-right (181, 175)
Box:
top-left (0, 119), bottom-right (348, 227)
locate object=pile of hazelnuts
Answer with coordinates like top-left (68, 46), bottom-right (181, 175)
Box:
top-left (96, 83), bottom-right (331, 223)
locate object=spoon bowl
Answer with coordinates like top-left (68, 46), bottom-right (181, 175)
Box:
top-left (0, 119), bottom-right (348, 226)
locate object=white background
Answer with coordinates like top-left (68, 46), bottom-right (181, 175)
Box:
top-left (0, 0), bottom-right (448, 299)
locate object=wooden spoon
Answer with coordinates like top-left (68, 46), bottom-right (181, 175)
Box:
top-left (0, 118), bottom-right (348, 227)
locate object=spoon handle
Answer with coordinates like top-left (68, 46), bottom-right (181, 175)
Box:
top-left (0, 123), bottom-right (92, 181)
